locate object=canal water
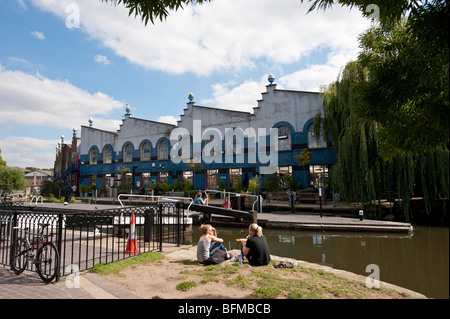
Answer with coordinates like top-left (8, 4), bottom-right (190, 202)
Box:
top-left (186, 224), bottom-right (449, 299)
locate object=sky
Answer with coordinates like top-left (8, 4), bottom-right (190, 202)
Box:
top-left (0, 0), bottom-right (372, 169)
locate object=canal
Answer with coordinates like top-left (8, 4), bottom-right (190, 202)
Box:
top-left (186, 224), bottom-right (448, 299)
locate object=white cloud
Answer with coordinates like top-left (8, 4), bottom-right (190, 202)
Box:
top-left (0, 65), bottom-right (123, 168)
top-left (156, 115), bottom-right (179, 125)
top-left (201, 78), bottom-right (266, 113)
top-left (203, 50), bottom-right (359, 112)
top-left (278, 50), bottom-right (360, 92)
top-left (29, 0), bottom-right (370, 76)
top-left (0, 136), bottom-right (58, 169)
top-left (94, 54), bottom-right (110, 66)
top-left (202, 49), bottom-right (361, 112)
top-left (0, 64), bottom-right (123, 132)
top-left (30, 31), bottom-right (45, 40)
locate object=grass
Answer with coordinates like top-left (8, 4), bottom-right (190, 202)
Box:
top-left (90, 252), bottom-right (163, 275)
top-left (90, 252), bottom-right (417, 299)
top-left (189, 260), bottom-right (410, 299)
top-left (177, 281), bottom-right (197, 291)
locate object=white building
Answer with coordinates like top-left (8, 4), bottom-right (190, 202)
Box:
top-left (77, 75), bottom-right (336, 192)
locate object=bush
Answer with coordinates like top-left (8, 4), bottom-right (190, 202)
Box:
top-left (263, 175), bottom-right (279, 192)
top-left (248, 175), bottom-right (261, 195)
top-left (284, 175), bottom-right (300, 191)
top-left (184, 181), bottom-right (194, 195)
top-left (232, 175), bottom-right (243, 193)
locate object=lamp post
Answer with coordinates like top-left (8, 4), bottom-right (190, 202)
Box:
top-left (132, 166), bottom-right (138, 194)
top-left (319, 187), bottom-right (323, 218)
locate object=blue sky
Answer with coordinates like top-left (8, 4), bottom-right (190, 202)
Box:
top-left (0, 0), bottom-right (371, 169)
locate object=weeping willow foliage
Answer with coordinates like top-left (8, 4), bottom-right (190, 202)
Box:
top-left (317, 62), bottom-right (449, 222)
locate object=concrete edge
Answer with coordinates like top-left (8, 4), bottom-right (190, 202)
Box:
top-left (80, 272), bottom-right (143, 299)
top-left (268, 255), bottom-right (427, 299)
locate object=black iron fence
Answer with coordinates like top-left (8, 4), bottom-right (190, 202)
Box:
top-left (0, 201), bottom-right (188, 280)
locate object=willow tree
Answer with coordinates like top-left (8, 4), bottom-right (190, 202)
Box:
top-left (317, 62), bottom-right (395, 217)
top-left (317, 27), bottom-right (448, 222)
top-left (355, 20), bottom-right (449, 221)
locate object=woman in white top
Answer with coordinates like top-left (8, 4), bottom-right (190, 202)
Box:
top-left (197, 224), bottom-right (232, 264)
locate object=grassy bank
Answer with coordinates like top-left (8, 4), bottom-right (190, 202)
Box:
top-left (90, 251), bottom-right (420, 299)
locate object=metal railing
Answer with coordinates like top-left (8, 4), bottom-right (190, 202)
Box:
top-left (30, 195), bottom-right (44, 207)
top-left (0, 201), bottom-right (189, 280)
top-left (0, 201), bottom-right (24, 208)
top-left (117, 193), bottom-right (194, 211)
top-left (204, 189), bottom-right (263, 213)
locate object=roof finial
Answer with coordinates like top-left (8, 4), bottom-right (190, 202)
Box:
top-left (268, 74), bottom-right (275, 85)
top-left (188, 93), bottom-right (194, 103)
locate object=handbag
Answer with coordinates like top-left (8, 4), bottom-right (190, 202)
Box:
top-left (210, 250), bottom-right (227, 264)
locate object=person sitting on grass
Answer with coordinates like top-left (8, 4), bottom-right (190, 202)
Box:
top-left (241, 223), bottom-right (271, 266)
top-left (197, 224), bottom-right (232, 265)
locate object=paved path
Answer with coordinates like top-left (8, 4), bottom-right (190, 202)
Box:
top-left (0, 266), bottom-right (141, 299)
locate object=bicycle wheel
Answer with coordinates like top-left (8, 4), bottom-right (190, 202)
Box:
top-left (36, 242), bottom-right (60, 283)
top-left (10, 237), bottom-right (29, 274)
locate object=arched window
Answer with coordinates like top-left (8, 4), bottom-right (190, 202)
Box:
top-left (103, 146), bottom-right (112, 164)
top-left (89, 148), bottom-right (97, 165)
top-left (123, 144), bottom-right (133, 163)
top-left (157, 140), bottom-right (168, 160)
top-left (277, 125), bottom-right (291, 151)
top-left (140, 142), bottom-right (150, 161)
top-left (307, 124), bottom-right (326, 149)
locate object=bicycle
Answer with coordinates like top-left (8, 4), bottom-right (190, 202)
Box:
top-left (10, 223), bottom-right (60, 283)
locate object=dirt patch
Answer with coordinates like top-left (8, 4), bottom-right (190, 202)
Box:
top-left (99, 246), bottom-right (426, 299)
top-left (102, 248), bottom-right (253, 299)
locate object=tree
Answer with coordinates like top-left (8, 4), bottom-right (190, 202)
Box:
top-left (0, 148), bottom-right (6, 167)
top-left (248, 175), bottom-right (261, 195)
top-left (40, 179), bottom-right (65, 198)
top-left (318, 60), bottom-right (448, 221)
top-left (294, 148), bottom-right (312, 189)
top-left (100, 0), bottom-right (212, 24)
top-left (306, 0), bottom-right (448, 221)
top-left (356, 21), bottom-right (448, 159)
top-left (0, 166), bottom-right (26, 194)
top-left (303, 0), bottom-right (449, 159)
top-left (0, 148), bottom-right (26, 195)
top-left (301, 0), bottom-right (448, 33)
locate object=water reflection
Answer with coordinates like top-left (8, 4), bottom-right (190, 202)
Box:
top-left (187, 225), bottom-right (448, 299)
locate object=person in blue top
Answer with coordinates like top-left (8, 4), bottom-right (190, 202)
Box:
top-left (194, 192), bottom-right (206, 205)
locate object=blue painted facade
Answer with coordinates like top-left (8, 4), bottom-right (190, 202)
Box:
top-left (77, 79), bottom-right (336, 192)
